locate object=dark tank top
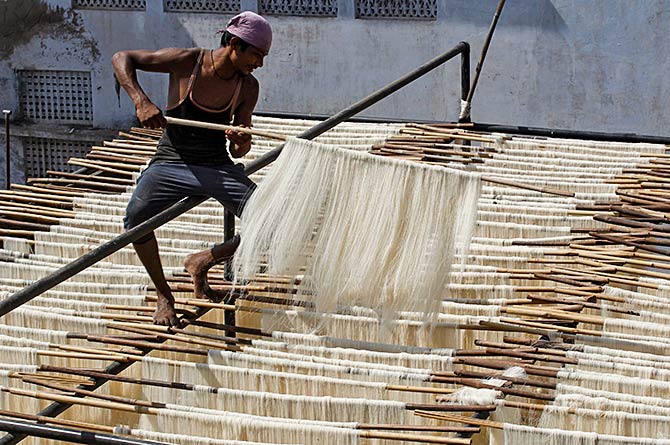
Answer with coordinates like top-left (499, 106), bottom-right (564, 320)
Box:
top-left (152, 49), bottom-right (243, 166)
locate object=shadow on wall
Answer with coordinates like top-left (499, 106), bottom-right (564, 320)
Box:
top-left (445, 0), bottom-right (567, 31)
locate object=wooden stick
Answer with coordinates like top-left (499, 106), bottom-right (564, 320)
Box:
top-left (0, 385), bottom-right (155, 414)
top-left (11, 184), bottom-right (85, 197)
top-left (386, 385), bottom-right (456, 395)
top-left (118, 131), bottom-right (157, 142)
top-left (452, 370), bottom-right (556, 389)
top-left (35, 350), bottom-right (126, 361)
top-left (405, 404), bottom-right (497, 412)
top-left (99, 323), bottom-right (241, 352)
top-left (413, 411), bottom-right (503, 430)
top-left (499, 317), bottom-right (600, 337)
top-left (359, 431), bottom-right (471, 444)
top-left (481, 176), bottom-right (575, 197)
top-left (101, 141), bottom-right (157, 153)
top-left (165, 116), bottom-right (288, 141)
top-left (68, 158), bottom-right (138, 175)
top-left (87, 330), bottom-right (210, 356)
top-left (357, 424), bottom-right (478, 433)
top-left (19, 375), bottom-right (165, 409)
top-left (0, 409), bottom-right (113, 433)
top-left (500, 306), bottom-right (604, 326)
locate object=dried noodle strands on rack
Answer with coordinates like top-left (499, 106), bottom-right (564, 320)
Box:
top-left (234, 137), bottom-right (481, 319)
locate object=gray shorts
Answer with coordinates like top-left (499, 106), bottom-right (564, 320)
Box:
top-left (124, 162), bottom-right (255, 242)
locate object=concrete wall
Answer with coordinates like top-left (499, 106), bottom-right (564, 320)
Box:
top-left (0, 0), bottom-right (668, 135)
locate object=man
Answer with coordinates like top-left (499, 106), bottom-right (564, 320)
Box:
top-left (112, 11), bottom-right (272, 326)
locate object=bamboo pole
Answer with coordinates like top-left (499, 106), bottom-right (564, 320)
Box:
top-left (481, 176), bottom-right (575, 197)
top-left (11, 184), bottom-right (85, 198)
top-left (359, 431), bottom-right (471, 444)
top-left (165, 116), bottom-right (288, 141)
top-left (413, 411), bottom-right (503, 430)
top-left (67, 159), bottom-right (138, 176)
top-left (118, 131), bottom-right (157, 142)
top-left (101, 141), bottom-right (158, 153)
top-left (0, 409), bottom-right (113, 433)
top-left (357, 424), bottom-right (478, 433)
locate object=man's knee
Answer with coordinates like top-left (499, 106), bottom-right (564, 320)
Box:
top-left (124, 198), bottom-right (157, 244)
top-left (124, 198), bottom-right (149, 231)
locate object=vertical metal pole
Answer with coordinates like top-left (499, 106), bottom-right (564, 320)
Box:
top-left (459, 43), bottom-right (471, 124)
top-left (223, 209), bottom-right (236, 338)
top-left (2, 110), bottom-right (11, 189)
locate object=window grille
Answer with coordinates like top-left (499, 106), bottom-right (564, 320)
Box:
top-left (163, 0), bottom-right (240, 13)
top-left (259, 0), bottom-right (337, 17)
top-left (72, 0), bottom-right (146, 10)
top-left (355, 0), bottom-right (436, 19)
top-left (22, 137), bottom-right (93, 179)
top-left (18, 70), bottom-right (93, 124)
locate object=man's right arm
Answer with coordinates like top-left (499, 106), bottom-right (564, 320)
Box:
top-left (111, 48), bottom-right (195, 129)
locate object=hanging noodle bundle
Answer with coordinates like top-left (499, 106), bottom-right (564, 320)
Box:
top-left (234, 137), bottom-right (481, 318)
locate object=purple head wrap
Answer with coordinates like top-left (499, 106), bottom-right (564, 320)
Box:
top-left (221, 11), bottom-right (272, 55)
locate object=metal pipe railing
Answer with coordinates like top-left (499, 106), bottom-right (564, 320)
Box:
top-left (460, 42), bottom-right (471, 112)
top-left (0, 41), bottom-right (469, 319)
top-left (0, 418), bottom-right (168, 445)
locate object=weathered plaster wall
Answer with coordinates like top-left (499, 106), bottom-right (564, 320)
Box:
top-left (0, 0), bottom-right (669, 135)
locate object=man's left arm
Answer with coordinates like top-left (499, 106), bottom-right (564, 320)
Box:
top-left (227, 77), bottom-right (260, 158)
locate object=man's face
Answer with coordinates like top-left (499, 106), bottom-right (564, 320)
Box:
top-left (232, 43), bottom-right (266, 75)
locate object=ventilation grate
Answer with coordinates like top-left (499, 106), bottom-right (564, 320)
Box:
top-left (259, 0), bottom-right (337, 16)
top-left (18, 70), bottom-right (93, 125)
top-left (163, 0), bottom-right (240, 13)
top-left (355, 0), bottom-right (437, 19)
top-left (72, 0), bottom-right (146, 10)
top-left (22, 137), bottom-right (93, 179)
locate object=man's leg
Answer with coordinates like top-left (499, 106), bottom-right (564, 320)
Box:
top-left (125, 163), bottom-right (196, 326)
top-left (185, 164), bottom-right (255, 301)
top-left (184, 234), bottom-right (240, 302)
top-left (133, 235), bottom-right (180, 326)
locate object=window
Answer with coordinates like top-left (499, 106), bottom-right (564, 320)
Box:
top-left (22, 137), bottom-right (93, 178)
top-left (72, 0), bottom-right (146, 10)
top-left (259, 0), bottom-right (337, 17)
top-left (163, 0), bottom-right (240, 13)
top-left (355, 0), bottom-right (436, 19)
top-left (18, 70), bottom-right (93, 124)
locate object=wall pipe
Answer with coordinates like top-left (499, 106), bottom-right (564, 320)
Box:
top-left (0, 41), bottom-right (468, 319)
top-left (0, 42), bottom-right (469, 445)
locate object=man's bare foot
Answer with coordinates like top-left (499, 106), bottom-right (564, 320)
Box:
top-left (184, 236), bottom-right (240, 303)
top-left (153, 293), bottom-right (181, 326)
